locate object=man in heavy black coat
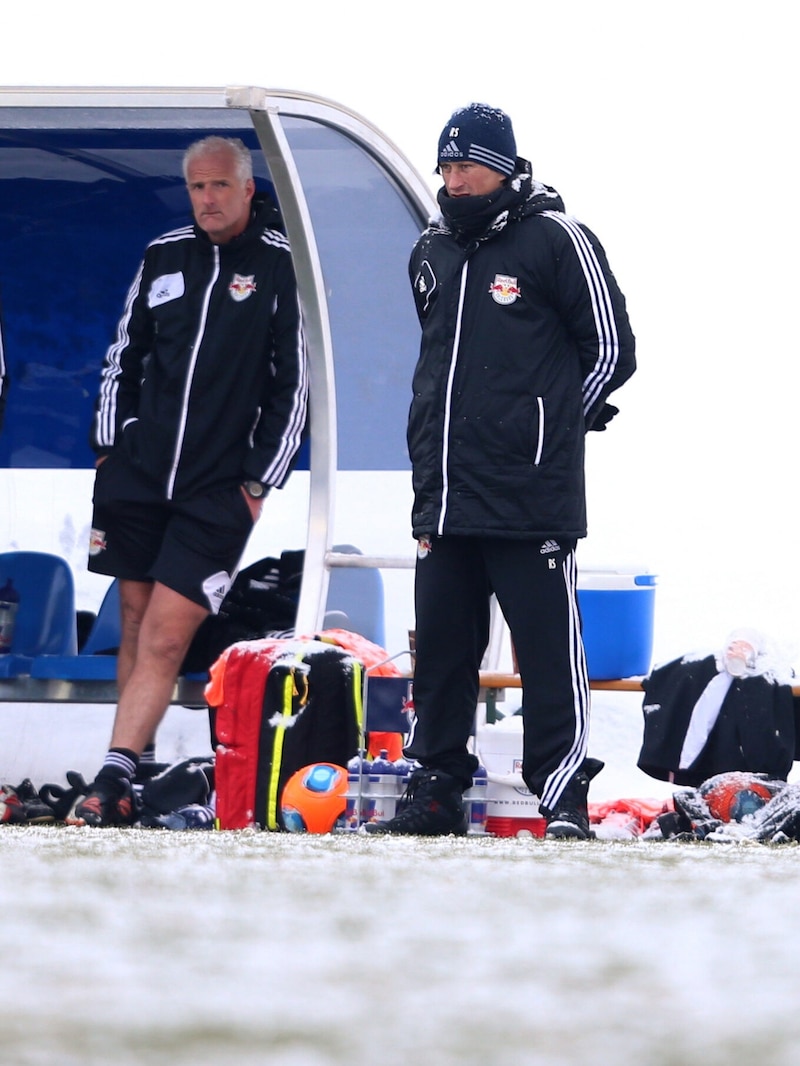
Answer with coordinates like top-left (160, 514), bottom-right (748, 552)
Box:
top-left (368, 105), bottom-right (635, 839)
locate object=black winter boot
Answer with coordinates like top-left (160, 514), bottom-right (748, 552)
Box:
top-left (364, 768), bottom-right (468, 836)
top-left (544, 758), bottom-right (605, 840)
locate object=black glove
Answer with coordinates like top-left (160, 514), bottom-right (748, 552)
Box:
top-left (587, 402), bottom-right (619, 432)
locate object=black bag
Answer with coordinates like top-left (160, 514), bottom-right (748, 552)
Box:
top-left (638, 654), bottom-right (795, 786)
top-left (214, 639), bottom-right (363, 830)
top-left (183, 550), bottom-right (304, 673)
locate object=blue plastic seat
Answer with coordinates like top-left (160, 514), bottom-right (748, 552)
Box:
top-left (31, 578), bottom-right (120, 681)
top-left (31, 579), bottom-right (208, 685)
top-left (325, 544), bottom-right (386, 648)
top-left (0, 551), bottom-right (77, 678)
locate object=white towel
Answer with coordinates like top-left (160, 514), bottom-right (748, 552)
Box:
top-left (678, 671), bottom-right (734, 770)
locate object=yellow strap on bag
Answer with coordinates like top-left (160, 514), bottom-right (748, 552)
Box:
top-left (265, 657), bottom-right (309, 830)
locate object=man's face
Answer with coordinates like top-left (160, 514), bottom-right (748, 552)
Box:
top-left (186, 149), bottom-right (255, 244)
top-left (439, 161), bottom-right (505, 198)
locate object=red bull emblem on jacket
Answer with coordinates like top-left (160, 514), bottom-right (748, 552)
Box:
top-left (88, 528), bottom-right (107, 556)
top-left (228, 274), bottom-right (257, 302)
top-left (489, 274), bottom-right (521, 306)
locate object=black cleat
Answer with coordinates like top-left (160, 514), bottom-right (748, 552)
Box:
top-left (66, 779), bottom-right (137, 828)
top-left (364, 768), bottom-right (467, 836)
top-left (544, 758), bottom-right (605, 841)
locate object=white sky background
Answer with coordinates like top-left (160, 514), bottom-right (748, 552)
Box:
top-left (5, 1), bottom-right (799, 664)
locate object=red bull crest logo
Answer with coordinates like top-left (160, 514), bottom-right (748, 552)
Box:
top-left (489, 274), bottom-right (521, 306)
top-left (417, 536), bottom-right (433, 560)
top-left (88, 528), bottom-right (107, 556)
top-left (228, 274), bottom-right (257, 302)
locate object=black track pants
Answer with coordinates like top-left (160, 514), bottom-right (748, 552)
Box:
top-left (405, 535), bottom-right (590, 810)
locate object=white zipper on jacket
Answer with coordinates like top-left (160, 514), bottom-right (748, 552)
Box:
top-left (437, 260), bottom-right (470, 536)
top-left (166, 248), bottom-right (220, 499)
top-left (533, 396), bottom-right (545, 466)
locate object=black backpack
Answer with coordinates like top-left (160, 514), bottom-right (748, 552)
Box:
top-left (183, 550), bottom-right (304, 673)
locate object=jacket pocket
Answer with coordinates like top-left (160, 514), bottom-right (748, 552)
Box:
top-left (532, 396), bottom-right (545, 466)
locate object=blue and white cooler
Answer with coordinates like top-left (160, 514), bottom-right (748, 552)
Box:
top-left (577, 567), bottom-right (656, 680)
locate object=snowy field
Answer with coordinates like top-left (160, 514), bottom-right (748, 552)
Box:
top-left (3, 826), bottom-right (800, 1066)
top-left (4, 473), bottom-right (800, 1066)
top-left (4, 684), bottom-right (800, 1066)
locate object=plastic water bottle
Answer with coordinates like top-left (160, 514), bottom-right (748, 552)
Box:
top-left (365, 749), bottom-right (399, 823)
top-left (0, 578), bottom-right (20, 655)
top-left (466, 764), bottom-right (488, 834)
top-left (343, 754), bottom-right (369, 829)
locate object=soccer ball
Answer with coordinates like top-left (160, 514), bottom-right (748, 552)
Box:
top-left (281, 763), bottom-right (348, 833)
top-left (701, 772), bottom-right (773, 822)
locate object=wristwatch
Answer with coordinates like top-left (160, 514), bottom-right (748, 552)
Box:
top-left (243, 480), bottom-right (267, 499)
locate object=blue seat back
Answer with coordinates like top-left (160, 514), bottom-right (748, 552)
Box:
top-left (81, 579), bottom-right (121, 655)
top-left (30, 578), bottom-right (121, 681)
top-left (0, 551), bottom-right (77, 675)
top-left (325, 544), bottom-right (386, 649)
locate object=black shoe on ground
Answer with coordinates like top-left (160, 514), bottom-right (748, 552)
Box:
top-left (39, 771), bottom-right (94, 823)
top-left (364, 768), bottom-right (468, 836)
top-left (544, 758), bottom-right (605, 841)
top-left (0, 783), bottom-right (25, 824)
top-left (15, 779), bottom-right (56, 825)
top-left (0, 780), bottom-right (57, 825)
top-left (66, 778), bottom-right (137, 828)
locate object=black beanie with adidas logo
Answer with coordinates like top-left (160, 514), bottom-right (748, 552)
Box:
top-left (437, 103), bottom-right (517, 177)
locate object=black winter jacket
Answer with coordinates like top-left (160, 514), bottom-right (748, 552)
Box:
top-left (407, 162), bottom-right (635, 539)
top-left (91, 196), bottom-right (307, 500)
top-left (638, 655), bottom-right (796, 786)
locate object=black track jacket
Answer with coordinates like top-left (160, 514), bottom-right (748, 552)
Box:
top-left (91, 197), bottom-right (307, 500)
top-left (408, 162), bottom-right (635, 540)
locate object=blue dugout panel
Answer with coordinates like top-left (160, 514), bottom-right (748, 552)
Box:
top-left (0, 89), bottom-right (432, 472)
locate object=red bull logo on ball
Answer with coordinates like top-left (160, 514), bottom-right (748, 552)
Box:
top-left (489, 274), bottom-right (521, 306)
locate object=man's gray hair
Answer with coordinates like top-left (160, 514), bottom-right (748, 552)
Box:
top-left (183, 136), bottom-right (254, 184)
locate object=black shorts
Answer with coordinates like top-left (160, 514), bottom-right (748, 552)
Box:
top-left (88, 450), bottom-right (255, 614)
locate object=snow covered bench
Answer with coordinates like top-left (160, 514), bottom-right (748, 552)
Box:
top-left (478, 670), bottom-right (800, 723)
top-left (478, 671), bottom-right (646, 722)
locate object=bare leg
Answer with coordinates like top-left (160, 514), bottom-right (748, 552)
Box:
top-left (109, 581), bottom-right (208, 754)
top-left (117, 579), bottom-right (153, 695)
top-left (116, 579), bottom-right (157, 757)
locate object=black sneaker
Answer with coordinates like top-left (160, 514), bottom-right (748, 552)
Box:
top-left (66, 779), bottom-right (137, 828)
top-left (364, 768), bottom-right (468, 836)
top-left (0, 783), bottom-right (26, 825)
top-left (0, 780), bottom-right (55, 825)
top-left (544, 758), bottom-right (605, 841)
top-left (14, 779), bottom-right (56, 825)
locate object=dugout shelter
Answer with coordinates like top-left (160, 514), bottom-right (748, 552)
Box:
top-left (0, 86), bottom-right (434, 636)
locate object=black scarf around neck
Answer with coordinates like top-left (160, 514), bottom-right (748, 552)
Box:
top-left (437, 178), bottom-right (524, 245)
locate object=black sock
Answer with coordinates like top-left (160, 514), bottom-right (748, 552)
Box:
top-left (94, 748), bottom-right (139, 797)
top-left (140, 742), bottom-right (157, 765)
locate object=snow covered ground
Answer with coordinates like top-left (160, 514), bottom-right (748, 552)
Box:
top-left (3, 471), bottom-right (800, 1066)
top-left (3, 826), bottom-right (800, 1066)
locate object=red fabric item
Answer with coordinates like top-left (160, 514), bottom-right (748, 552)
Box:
top-left (308, 629), bottom-right (402, 676)
top-left (588, 796), bottom-right (674, 835)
